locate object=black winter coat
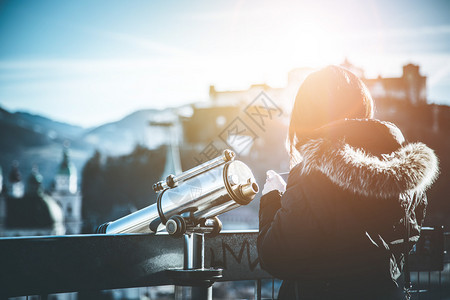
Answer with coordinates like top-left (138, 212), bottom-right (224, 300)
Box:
top-left (257, 119), bottom-right (439, 300)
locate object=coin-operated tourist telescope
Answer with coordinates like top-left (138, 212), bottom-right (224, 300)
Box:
top-left (96, 149), bottom-right (259, 299)
top-left (96, 149), bottom-right (259, 237)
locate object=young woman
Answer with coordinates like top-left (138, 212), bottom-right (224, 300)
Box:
top-left (257, 65), bottom-right (439, 299)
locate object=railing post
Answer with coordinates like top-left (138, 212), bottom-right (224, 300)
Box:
top-left (254, 279), bottom-right (261, 300)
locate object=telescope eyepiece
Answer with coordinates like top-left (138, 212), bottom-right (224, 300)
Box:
top-left (237, 181), bottom-right (259, 203)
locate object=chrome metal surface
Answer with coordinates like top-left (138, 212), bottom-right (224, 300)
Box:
top-left (184, 234), bottom-right (194, 269)
top-left (190, 233), bottom-right (211, 300)
top-left (159, 160), bottom-right (257, 221)
top-left (153, 149), bottom-right (235, 192)
top-left (104, 159), bottom-right (257, 234)
top-left (192, 233), bottom-right (204, 269)
top-left (160, 164), bottom-right (228, 220)
top-left (105, 202), bottom-right (160, 234)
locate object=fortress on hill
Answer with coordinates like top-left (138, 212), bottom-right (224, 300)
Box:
top-left (209, 60), bottom-right (427, 109)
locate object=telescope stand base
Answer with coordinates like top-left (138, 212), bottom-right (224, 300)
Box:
top-left (166, 268), bottom-right (222, 287)
top-left (168, 268), bottom-right (222, 300)
top-left (166, 269), bottom-right (222, 287)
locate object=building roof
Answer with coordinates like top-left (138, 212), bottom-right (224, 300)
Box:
top-left (58, 148), bottom-right (76, 176)
top-left (8, 162), bottom-right (21, 183)
top-left (5, 168), bottom-right (64, 228)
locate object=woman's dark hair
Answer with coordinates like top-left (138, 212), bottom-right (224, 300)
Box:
top-left (288, 65), bottom-right (374, 166)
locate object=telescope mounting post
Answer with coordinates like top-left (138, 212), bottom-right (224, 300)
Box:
top-left (168, 228), bottom-right (222, 300)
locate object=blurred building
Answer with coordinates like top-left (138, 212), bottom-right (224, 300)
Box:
top-left (209, 67), bottom-right (314, 111)
top-left (189, 69), bottom-right (312, 158)
top-left (0, 146), bottom-right (82, 236)
top-left (363, 64), bottom-right (427, 106)
top-left (51, 147), bottom-right (82, 234)
top-left (181, 105), bottom-right (242, 147)
top-left (340, 60), bottom-right (428, 106)
top-left (7, 162), bottom-right (24, 199)
top-left (210, 62), bottom-right (428, 109)
top-left (1, 166), bottom-right (65, 237)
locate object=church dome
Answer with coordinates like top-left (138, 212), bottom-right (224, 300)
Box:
top-left (6, 168), bottom-right (64, 229)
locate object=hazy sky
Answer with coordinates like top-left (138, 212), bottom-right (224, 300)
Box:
top-left (1, 0), bottom-right (449, 127)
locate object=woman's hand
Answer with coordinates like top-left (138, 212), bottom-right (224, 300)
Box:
top-left (262, 170), bottom-right (287, 195)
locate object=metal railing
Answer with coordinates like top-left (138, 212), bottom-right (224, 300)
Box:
top-left (0, 229), bottom-right (448, 299)
top-left (408, 230), bottom-right (449, 300)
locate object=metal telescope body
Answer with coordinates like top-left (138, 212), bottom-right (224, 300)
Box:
top-left (97, 150), bottom-right (259, 235)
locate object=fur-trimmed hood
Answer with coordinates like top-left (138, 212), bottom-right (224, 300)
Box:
top-left (296, 119), bottom-right (439, 199)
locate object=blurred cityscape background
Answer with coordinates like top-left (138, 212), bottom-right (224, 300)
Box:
top-left (1, 60), bottom-right (449, 236)
top-left (0, 0), bottom-right (449, 299)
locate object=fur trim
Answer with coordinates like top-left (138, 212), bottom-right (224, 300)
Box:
top-left (298, 139), bottom-right (439, 198)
